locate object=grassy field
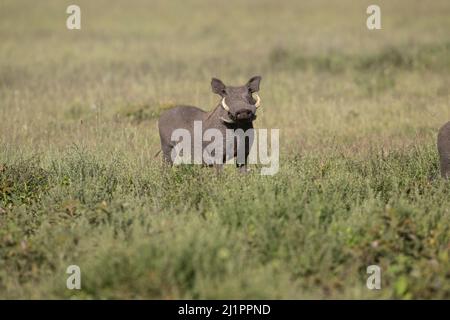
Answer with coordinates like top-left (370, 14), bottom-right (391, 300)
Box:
top-left (0, 0), bottom-right (449, 299)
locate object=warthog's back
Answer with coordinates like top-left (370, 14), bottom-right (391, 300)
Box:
top-left (158, 105), bottom-right (207, 147)
top-left (437, 121), bottom-right (450, 178)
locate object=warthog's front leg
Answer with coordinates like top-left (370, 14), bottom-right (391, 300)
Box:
top-left (236, 157), bottom-right (250, 174)
top-left (235, 134), bottom-right (252, 174)
top-left (214, 163), bottom-right (224, 174)
top-left (237, 164), bottom-right (249, 174)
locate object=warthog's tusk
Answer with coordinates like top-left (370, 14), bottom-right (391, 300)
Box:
top-left (254, 94), bottom-right (261, 108)
top-left (220, 116), bottom-right (235, 124)
top-left (221, 97), bottom-right (230, 112)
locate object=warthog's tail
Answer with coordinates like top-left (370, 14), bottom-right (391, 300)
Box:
top-left (154, 149), bottom-right (162, 158)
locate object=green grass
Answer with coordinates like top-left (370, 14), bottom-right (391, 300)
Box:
top-left (0, 0), bottom-right (449, 299)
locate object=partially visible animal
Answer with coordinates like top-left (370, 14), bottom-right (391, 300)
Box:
top-left (438, 121), bottom-right (450, 178)
top-left (158, 76), bottom-right (262, 172)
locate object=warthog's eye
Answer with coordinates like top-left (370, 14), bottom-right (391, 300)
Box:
top-left (221, 89), bottom-right (227, 95)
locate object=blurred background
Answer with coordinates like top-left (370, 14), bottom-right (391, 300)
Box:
top-left (1, 0), bottom-right (449, 156)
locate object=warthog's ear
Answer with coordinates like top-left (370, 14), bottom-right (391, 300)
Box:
top-left (246, 76), bottom-right (262, 93)
top-left (211, 78), bottom-right (226, 96)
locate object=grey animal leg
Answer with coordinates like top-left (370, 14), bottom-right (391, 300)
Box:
top-left (214, 163), bottom-right (224, 174)
top-left (162, 145), bottom-right (173, 165)
top-left (236, 159), bottom-right (249, 174)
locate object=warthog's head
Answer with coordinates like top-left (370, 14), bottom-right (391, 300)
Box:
top-left (211, 76), bottom-right (262, 124)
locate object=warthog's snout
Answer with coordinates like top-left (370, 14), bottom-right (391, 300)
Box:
top-left (220, 90), bottom-right (260, 124)
top-left (234, 108), bottom-right (255, 121)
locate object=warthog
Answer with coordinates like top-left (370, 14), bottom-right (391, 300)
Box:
top-left (437, 121), bottom-right (450, 178)
top-left (158, 76), bottom-right (262, 172)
